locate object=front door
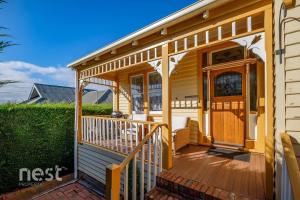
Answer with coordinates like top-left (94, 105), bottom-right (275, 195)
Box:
top-left (210, 66), bottom-right (245, 146)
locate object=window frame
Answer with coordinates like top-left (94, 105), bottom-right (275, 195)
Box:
top-left (130, 74), bottom-right (144, 114)
top-left (209, 45), bottom-right (245, 66)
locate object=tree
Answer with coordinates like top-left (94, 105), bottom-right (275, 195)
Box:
top-left (0, 0), bottom-right (17, 88)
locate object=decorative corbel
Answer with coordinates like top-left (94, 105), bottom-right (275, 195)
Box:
top-left (148, 59), bottom-right (162, 76)
top-left (232, 32), bottom-right (266, 63)
top-left (79, 79), bottom-right (89, 92)
top-left (169, 52), bottom-right (187, 76)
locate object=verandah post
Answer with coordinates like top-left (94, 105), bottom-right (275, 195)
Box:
top-left (106, 164), bottom-right (121, 200)
top-left (74, 70), bottom-right (83, 179)
top-left (161, 42), bottom-right (173, 169)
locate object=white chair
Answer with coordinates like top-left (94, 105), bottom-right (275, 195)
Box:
top-left (172, 116), bottom-right (190, 153)
top-left (121, 114), bottom-right (148, 143)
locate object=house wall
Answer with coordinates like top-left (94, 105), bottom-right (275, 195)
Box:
top-left (274, 0), bottom-right (300, 199)
top-left (171, 51), bottom-right (199, 144)
top-left (78, 143), bottom-right (125, 184)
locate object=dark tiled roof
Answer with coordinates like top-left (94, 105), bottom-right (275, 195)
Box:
top-left (34, 83), bottom-right (77, 103)
top-left (25, 83), bottom-right (112, 104)
top-left (83, 89), bottom-right (113, 104)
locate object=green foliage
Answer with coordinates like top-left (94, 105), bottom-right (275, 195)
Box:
top-left (0, 103), bottom-right (112, 194)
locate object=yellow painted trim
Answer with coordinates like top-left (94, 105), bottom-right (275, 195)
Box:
top-left (281, 133), bottom-right (300, 199)
top-left (264, 6), bottom-right (275, 200)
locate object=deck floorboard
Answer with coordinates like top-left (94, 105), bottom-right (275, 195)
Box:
top-left (169, 145), bottom-right (266, 200)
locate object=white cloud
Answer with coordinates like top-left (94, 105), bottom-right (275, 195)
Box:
top-left (0, 61), bottom-right (74, 103)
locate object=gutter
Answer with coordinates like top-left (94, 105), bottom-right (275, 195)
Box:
top-left (68, 0), bottom-right (227, 68)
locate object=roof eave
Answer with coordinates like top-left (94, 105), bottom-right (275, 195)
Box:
top-left (68, 0), bottom-right (226, 68)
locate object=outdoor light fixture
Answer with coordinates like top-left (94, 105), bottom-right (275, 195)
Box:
top-left (132, 40), bottom-right (138, 46)
top-left (202, 10), bottom-right (209, 19)
top-left (161, 28), bottom-right (167, 35)
top-left (111, 49), bottom-right (117, 54)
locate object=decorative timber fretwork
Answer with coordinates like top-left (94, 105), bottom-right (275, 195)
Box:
top-left (232, 32), bottom-right (266, 63)
top-left (168, 12), bottom-right (264, 56)
top-left (169, 52), bottom-right (187, 76)
top-left (148, 59), bottom-right (162, 76)
top-left (80, 10), bottom-right (265, 80)
top-left (80, 44), bottom-right (163, 80)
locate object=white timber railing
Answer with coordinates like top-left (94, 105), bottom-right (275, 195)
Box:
top-left (81, 116), bottom-right (160, 154)
top-left (80, 44), bottom-right (163, 79)
top-left (281, 133), bottom-right (300, 200)
top-left (105, 123), bottom-right (167, 200)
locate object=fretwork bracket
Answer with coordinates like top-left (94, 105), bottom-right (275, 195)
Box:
top-left (148, 59), bottom-right (162, 76)
top-left (232, 32), bottom-right (266, 63)
top-left (169, 52), bottom-right (187, 76)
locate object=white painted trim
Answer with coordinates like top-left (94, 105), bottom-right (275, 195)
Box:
top-left (169, 52), bottom-right (187, 76)
top-left (147, 59), bottom-right (162, 76)
top-left (68, 0), bottom-right (231, 67)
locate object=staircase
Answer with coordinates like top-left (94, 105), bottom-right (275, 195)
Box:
top-left (145, 171), bottom-right (257, 200)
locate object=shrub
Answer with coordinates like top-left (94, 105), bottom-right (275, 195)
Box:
top-left (0, 103), bottom-right (112, 194)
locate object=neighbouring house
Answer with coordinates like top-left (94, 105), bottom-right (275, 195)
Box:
top-left (54, 0), bottom-right (299, 200)
top-left (23, 83), bottom-right (112, 104)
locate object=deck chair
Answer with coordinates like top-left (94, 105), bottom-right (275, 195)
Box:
top-left (121, 114), bottom-right (148, 143)
top-left (172, 116), bottom-right (190, 153)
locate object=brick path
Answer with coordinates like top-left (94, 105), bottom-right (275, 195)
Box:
top-left (34, 182), bottom-right (104, 200)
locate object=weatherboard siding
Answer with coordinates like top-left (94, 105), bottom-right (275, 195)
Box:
top-left (274, 0), bottom-right (300, 198)
top-left (78, 143), bottom-right (125, 184)
top-left (171, 51), bottom-right (199, 144)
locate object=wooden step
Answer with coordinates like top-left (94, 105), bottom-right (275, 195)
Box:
top-left (153, 171), bottom-right (258, 200)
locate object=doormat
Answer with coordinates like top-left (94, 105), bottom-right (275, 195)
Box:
top-left (207, 148), bottom-right (250, 162)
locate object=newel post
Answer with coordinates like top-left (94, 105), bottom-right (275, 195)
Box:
top-left (162, 43), bottom-right (173, 169)
top-left (106, 164), bottom-right (121, 200)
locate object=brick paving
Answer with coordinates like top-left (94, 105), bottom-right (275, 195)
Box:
top-left (34, 182), bottom-right (104, 200)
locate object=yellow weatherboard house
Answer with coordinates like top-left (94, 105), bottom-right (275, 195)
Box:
top-left (68, 0), bottom-right (300, 199)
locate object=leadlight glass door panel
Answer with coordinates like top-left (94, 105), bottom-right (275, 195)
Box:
top-left (131, 75), bottom-right (144, 113)
top-left (214, 72), bottom-right (242, 97)
top-left (210, 67), bottom-right (245, 146)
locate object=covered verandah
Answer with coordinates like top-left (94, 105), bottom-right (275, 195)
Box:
top-left (72, 3), bottom-right (273, 199)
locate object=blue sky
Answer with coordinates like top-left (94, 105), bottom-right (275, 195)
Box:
top-left (0, 0), bottom-right (196, 103)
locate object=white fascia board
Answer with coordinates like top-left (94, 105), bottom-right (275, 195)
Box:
top-left (68, 0), bottom-right (223, 68)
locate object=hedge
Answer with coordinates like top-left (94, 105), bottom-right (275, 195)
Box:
top-left (0, 103), bottom-right (112, 194)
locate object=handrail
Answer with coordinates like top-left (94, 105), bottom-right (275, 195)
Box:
top-left (119, 123), bottom-right (167, 170)
top-left (106, 122), bottom-right (168, 200)
top-left (281, 133), bottom-right (300, 199)
top-left (82, 115), bottom-right (160, 125)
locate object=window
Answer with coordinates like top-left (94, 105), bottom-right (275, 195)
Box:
top-left (131, 75), bottom-right (144, 113)
top-left (214, 72), bottom-right (242, 97)
top-left (148, 72), bottom-right (162, 112)
top-left (211, 46), bottom-right (244, 65)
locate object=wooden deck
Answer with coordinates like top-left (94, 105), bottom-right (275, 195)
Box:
top-left (169, 145), bottom-right (266, 200)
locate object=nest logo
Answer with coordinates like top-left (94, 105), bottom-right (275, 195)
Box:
top-left (19, 165), bottom-right (64, 186)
